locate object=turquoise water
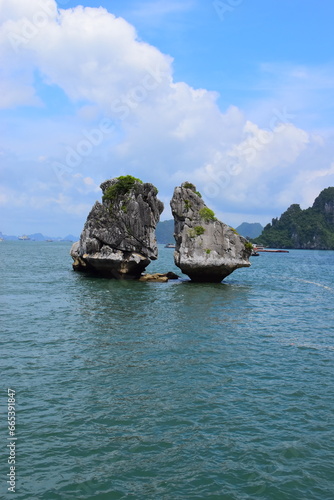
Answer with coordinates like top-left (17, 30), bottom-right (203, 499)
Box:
top-left (1, 242), bottom-right (334, 499)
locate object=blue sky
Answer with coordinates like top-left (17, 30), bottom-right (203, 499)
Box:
top-left (1, 0), bottom-right (334, 236)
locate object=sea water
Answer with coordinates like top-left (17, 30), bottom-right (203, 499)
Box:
top-left (0, 242), bottom-right (333, 499)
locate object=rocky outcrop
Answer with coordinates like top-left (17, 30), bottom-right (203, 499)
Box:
top-left (255, 187), bottom-right (334, 249)
top-left (70, 176), bottom-right (163, 279)
top-left (170, 182), bottom-right (251, 282)
top-left (139, 272), bottom-right (179, 282)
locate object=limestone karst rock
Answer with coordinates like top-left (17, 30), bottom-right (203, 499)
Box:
top-left (70, 176), bottom-right (163, 279)
top-left (170, 182), bottom-right (251, 282)
top-left (255, 187), bottom-right (334, 249)
top-left (138, 272), bottom-right (179, 282)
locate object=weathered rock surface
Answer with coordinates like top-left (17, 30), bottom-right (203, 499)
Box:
top-left (70, 176), bottom-right (164, 279)
top-left (170, 182), bottom-right (251, 282)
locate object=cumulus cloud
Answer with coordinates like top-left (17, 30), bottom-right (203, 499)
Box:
top-left (1, 0), bottom-right (334, 234)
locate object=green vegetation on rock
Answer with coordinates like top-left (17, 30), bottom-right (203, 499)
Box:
top-left (189, 226), bottom-right (205, 238)
top-left (182, 182), bottom-right (202, 198)
top-left (102, 175), bottom-right (143, 204)
top-left (199, 207), bottom-right (216, 222)
top-left (254, 187), bottom-right (334, 249)
top-left (244, 241), bottom-right (253, 252)
top-left (194, 225), bottom-right (205, 236)
top-left (183, 182), bottom-right (196, 190)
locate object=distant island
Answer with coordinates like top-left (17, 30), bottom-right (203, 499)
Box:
top-left (234, 222), bottom-right (263, 239)
top-left (155, 220), bottom-right (263, 244)
top-left (253, 187), bottom-right (334, 249)
top-left (155, 220), bottom-right (174, 244)
top-left (0, 232), bottom-right (79, 242)
top-left (0, 222), bottom-right (263, 244)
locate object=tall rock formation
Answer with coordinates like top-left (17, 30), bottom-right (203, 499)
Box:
top-left (170, 182), bottom-right (251, 282)
top-left (70, 176), bottom-right (163, 279)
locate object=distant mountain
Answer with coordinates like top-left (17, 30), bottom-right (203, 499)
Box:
top-left (0, 233), bottom-right (18, 240)
top-left (156, 220), bottom-right (264, 244)
top-left (236, 222), bottom-right (263, 239)
top-left (0, 232), bottom-right (79, 241)
top-left (29, 233), bottom-right (46, 241)
top-left (156, 219), bottom-right (174, 244)
top-left (63, 234), bottom-right (79, 242)
top-left (254, 187), bottom-right (334, 249)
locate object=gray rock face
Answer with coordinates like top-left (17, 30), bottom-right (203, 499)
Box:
top-left (70, 176), bottom-right (164, 279)
top-left (170, 182), bottom-right (251, 282)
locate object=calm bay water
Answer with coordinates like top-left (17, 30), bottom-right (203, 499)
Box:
top-left (1, 241), bottom-right (334, 499)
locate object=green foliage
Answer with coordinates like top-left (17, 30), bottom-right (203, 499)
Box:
top-left (253, 188), bottom-right (334, 249)
top-left (183, 182), bottom-right (196, 190)
top-left (199, 207), bottom-right (216, 222)
top-left (184, 199), bottom-right (191, 210)
top-left (102, 175), bottom-right (143, 204)
top-left (194, 225), bottom-right (205, 236)
top-left (182, 182), bottom-right (202, 197)
top-left (244, 241), bottom-right (253, 252)
top-left (189, 226), bottom-right (205, 238)
top-left (205, 248), bottom-right (211, 254)
top-left (313, 187), bottom-right (334, 210)
top-left (230, 227), bottom-right (239, 235)
top-left (312, 187), bottom-right (334, 224)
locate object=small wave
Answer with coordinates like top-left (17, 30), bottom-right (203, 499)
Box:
top-left (288, 342), bottom-right (334, 351)
top-left (295, 278), bottom-right (333, 292)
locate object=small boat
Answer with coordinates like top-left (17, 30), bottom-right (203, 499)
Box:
top-left (253, 247), bottom-right (289, 253)
top-left (18, 235), bottom-right (30, 240)
top-left (164, 243), bottom-right (175, 248)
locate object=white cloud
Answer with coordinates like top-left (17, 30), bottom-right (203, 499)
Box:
top-left (1, 0), bottom-right (334, 233)
top-left (31, 6), bottom-right (173, 108)
top-left (276, 162), bottom-right (334, 211)
top-left (0, 0), bottom-right (57, 22)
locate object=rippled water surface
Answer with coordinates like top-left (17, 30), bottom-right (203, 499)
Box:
top-left (1, 242), bottom-right (334, 499)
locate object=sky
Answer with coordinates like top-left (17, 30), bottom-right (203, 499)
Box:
top-left (1, 0), bottom-right (334, 236)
